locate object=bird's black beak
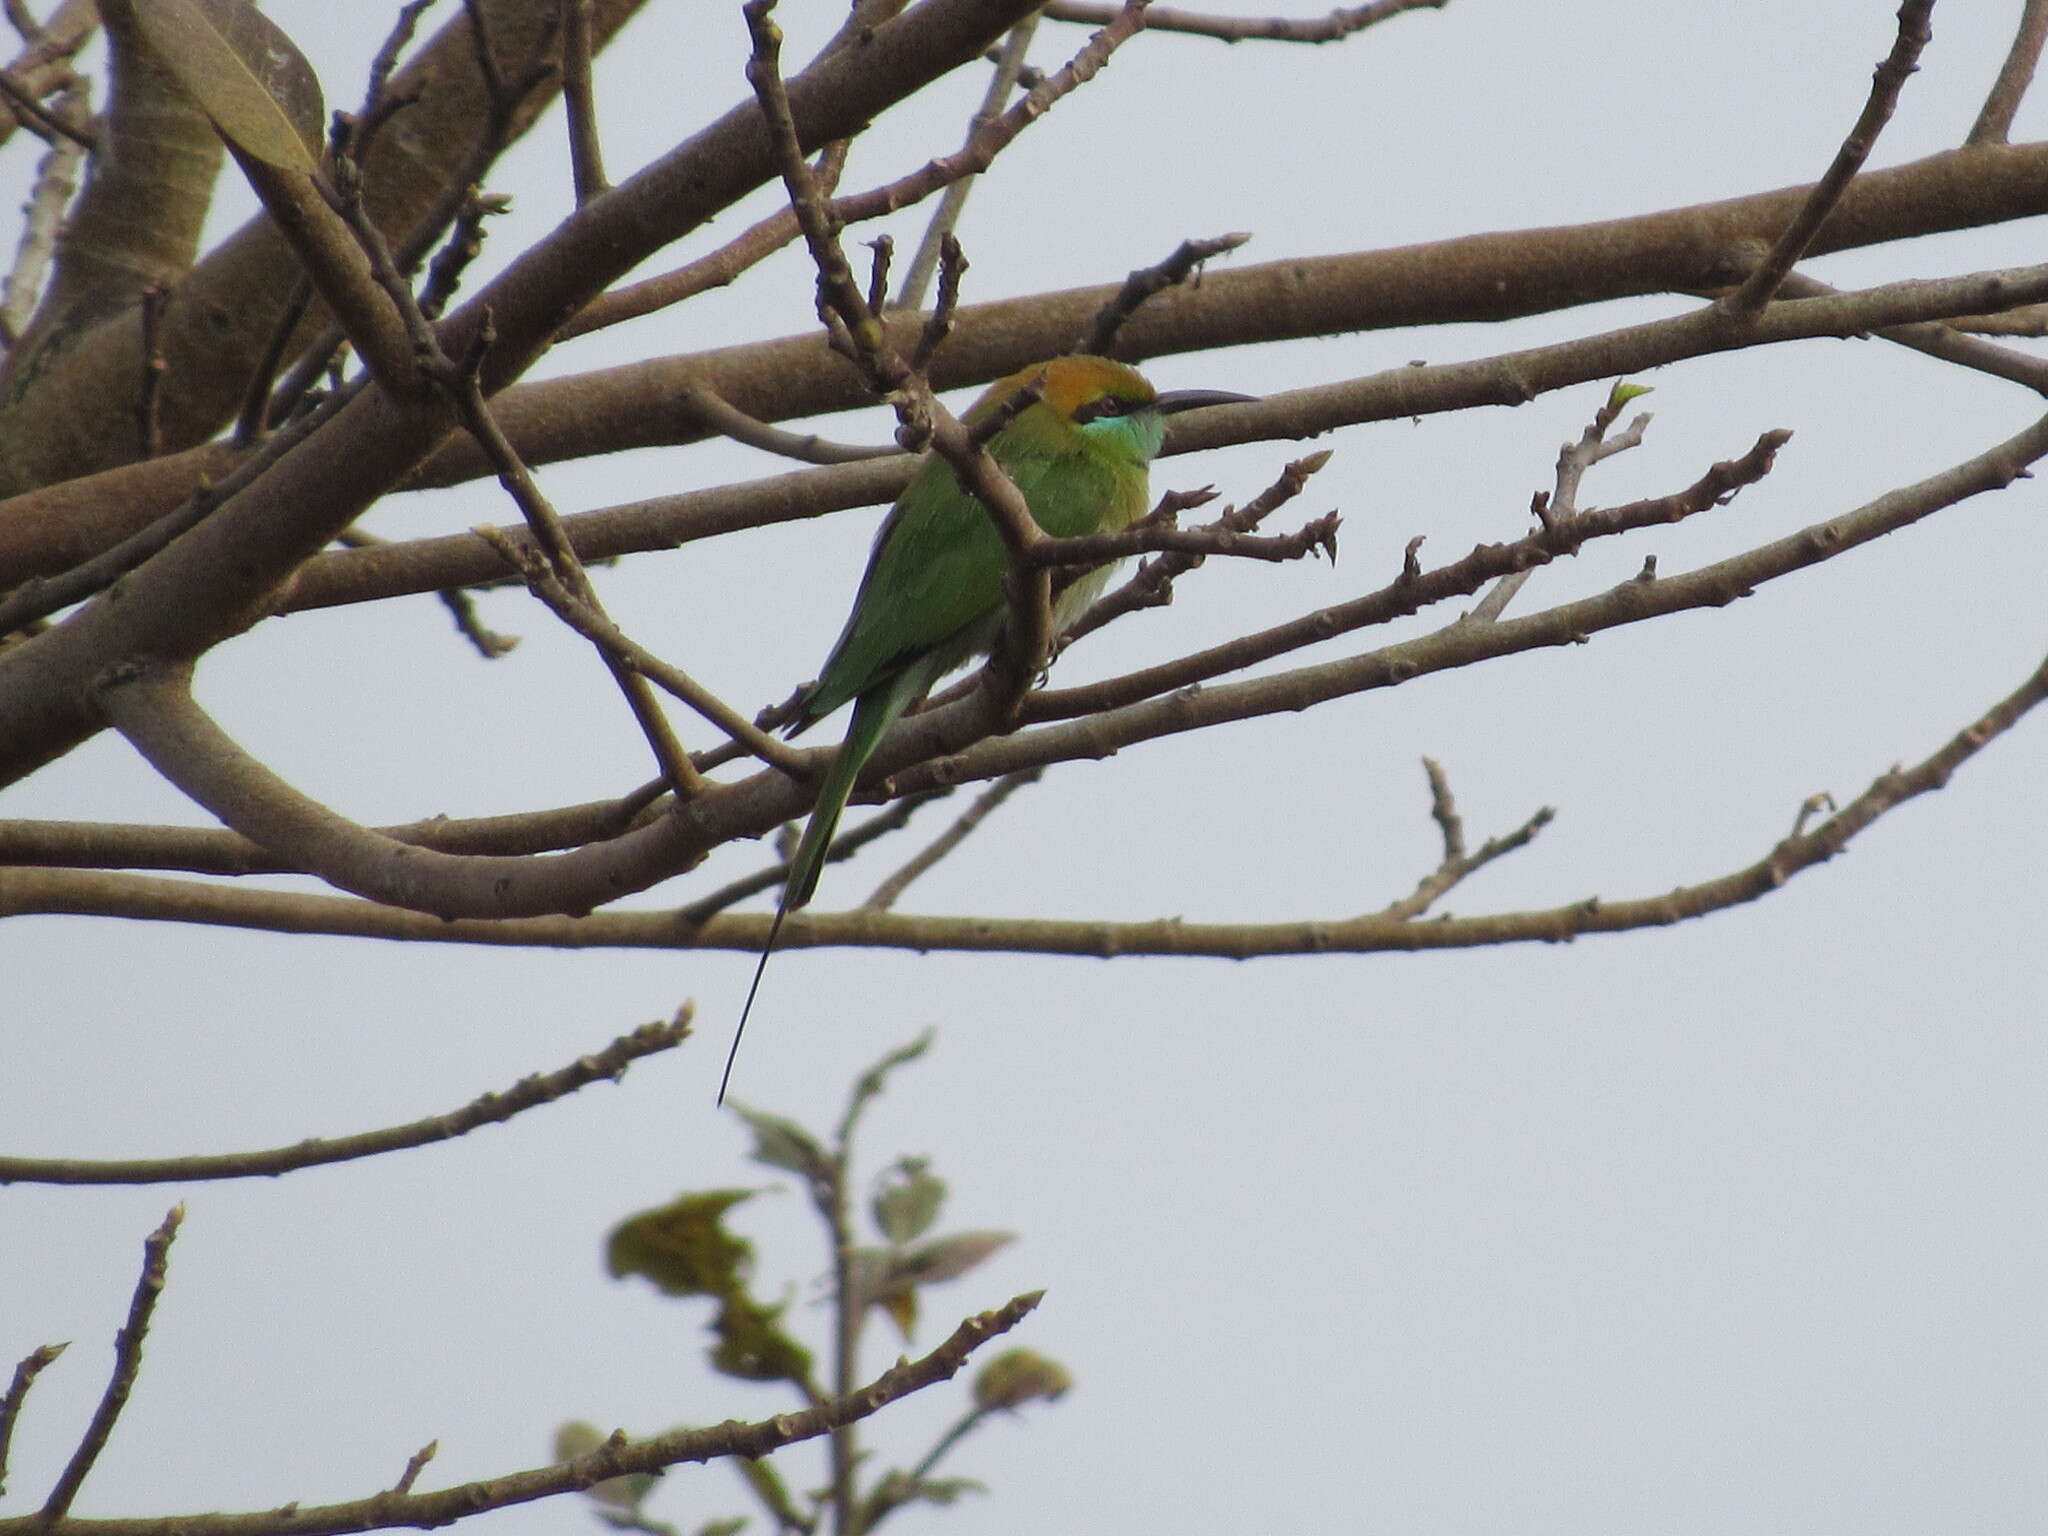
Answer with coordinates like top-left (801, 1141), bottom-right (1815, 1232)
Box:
top-left (1152, 388), bottom-right (1258, 415)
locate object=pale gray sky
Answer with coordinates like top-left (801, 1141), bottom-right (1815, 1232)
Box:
top-left (7, 3), bottom-right (2048, 1533)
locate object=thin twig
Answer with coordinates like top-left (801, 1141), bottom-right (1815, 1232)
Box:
top-left (419, 191), bottom-right (510, 319)
top-left (1033, 426), bottom-right (1793, 722)
top-left (1060, 452), bottom-right (1329, 647)
top-left (329, 156), bottom-right (703, 798)
top-left (1469, 383), bottom-right (1652, 624)
top-left (0, 62), bottom-right (90, 147)
top-left (1969, 0), bottom-right (2048, 144)
top-left (1, 0), bottom-right (41, 45)
top-left (135, 281), bottom-right (169, 459)
top-left (1042, 0), bottom-right (1445, 44)
top-left (459, 0), bottom-right (508, 104)
top-left (911, 233), bottom-right (967, 372)
top-left (451, 350), bottom-right (703, 799)
top-left (863, 767), bottom-right (1043, 910)
top-left (0, 1344), bottom-right (67, 1499)
top-left (561, 0), bottom-right (608, 202)
top-left (1078, 231), bottom-right (1251, 356)
top-left (565, 0), bottom-right (1143, 343)
top-left (340, 0), bottom-right (438, 163)
top-left (679, 383), bottom-right (896, 465)
top-left (392, 1442), bottom-right (439, 1497)
top-left (743, 0), bottom-right (1058, 706)
top-left (674, 790), bottom-right (952, 927)
top-left (891, 14), bottom-right (1038, 314)
top-left (0, 1292), bottom-right (1042, 1536)
top-left (559, 141), bottom-right (851, 340)
top-left (0, 378), bottom-right (368, 637)
top-left (473, 524), bottom-right (803, 772)
top-left (0, 83), bottom-right (85, 340)
top-left (0, 1012), bottom-right (692, 1185)
top-left (335, 525), bottom-right (520, 659)
top-left (1374, 759), bottom-right (1554, 921)
top-left (1724, 0), bottom-right (1935, 316)
top-left (1020, 507), bottom-right (1339, 570)
top-left (232, 278), bottom-right (313, 444)
top-left (38, 1208), bottom-right (183, 1525)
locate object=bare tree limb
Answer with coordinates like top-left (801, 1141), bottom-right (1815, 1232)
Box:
top-left (675, 788), bottom-right (954, 925)
top-left (1078, 231), bottom-right (1251, 357)
top-left (37, 1208), bottom-right (183, 1526)
top-left (891, 14), bottom-right (1038, 313)
top-left (96, 660), bottom-right (693, 919)
top-left (560, 0), bottom-right (609, 202)
top-left (0, 1344), bottom-right (68, 1500)
top-left (16, 633), bottom-right (2041, 958)
top-left (862, 768), bottom-right (1043, 911)
top-left (0, 1012), bottom-right (693, 1186)
top-left (678, 382), bottom-right (896, 464)
top-left (473, 523), bottom-right (806, 773)
top-left (0, 0), bottom-right (1050, 787)
top-left (20, 147), bottom-right (2048, 595)
top-left (1374, 759), bottom-right (1554, 921)
top-left (1042, 0), bottom-right (1445, 44)
top-left (1724, 0), bottom-right (1935, 317)
top-left (0, 83), bottom-right (86, 339)
top-left (1969, 0), bottom-right (2048, 144)
top-left (1469, 382), bottom-right (1651, 625)
top-left (0, 1292), bottom-right (1042, 1536)
top-left (0, 63), bottom-right (88, 147)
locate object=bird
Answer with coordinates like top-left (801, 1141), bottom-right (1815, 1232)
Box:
top-left (718, 355), bottom-right (1255, 1101)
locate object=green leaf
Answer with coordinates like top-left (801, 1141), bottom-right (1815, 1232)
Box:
top-left (119, 0), bottom-right (324, 172)
top-left (689, 1519), bottom-right (748, 1536)
top-left (727, 1102), bottom-right (833, 1184)
top-left (711, 1292), bottom-right (814, 1384)
top-left (735, 1456), bottom-right (804, 1530)
top-left (902, 1476), bottom-right (986, 1507)
top-left (606, 1190), bottom-right (755, 1299)
top-left (888, 1229), bottom-right (1012, 1288)
top-left (972, 1348), bottom-right (1073, 1410)
top-left (1607, 379), bottom-right (1654, 409)
top-left (872, 1157), bottom-right (945, 1245)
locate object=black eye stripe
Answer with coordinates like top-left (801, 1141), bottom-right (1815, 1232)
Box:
top-left (1073, 394), bottom-right (1140, 424)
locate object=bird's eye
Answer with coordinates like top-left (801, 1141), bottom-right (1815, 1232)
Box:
top-left (1074, 395), bottom-right (1134, 424)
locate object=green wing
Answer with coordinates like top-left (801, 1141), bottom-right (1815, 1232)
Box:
top-left (792, 440), bottom-right (1133, 730)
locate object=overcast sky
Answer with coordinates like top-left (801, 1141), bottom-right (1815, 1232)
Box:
top-left (7, 2), bottom-right (2048, 1533)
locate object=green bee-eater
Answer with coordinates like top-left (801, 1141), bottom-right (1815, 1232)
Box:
top-left (721, 355), bottom-right (1253, 1098)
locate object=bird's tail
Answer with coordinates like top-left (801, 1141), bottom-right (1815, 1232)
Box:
top-left (717, 667), bottom-right (927, 1104)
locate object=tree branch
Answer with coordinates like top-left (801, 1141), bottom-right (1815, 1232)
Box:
top-left (0, 1292), bottom-right (1041, 1536)
top-left (1724, 0), bottom-right (1934, 316)
top-left (16, 634), bottom-right (2041, 959)
top-left (0, 1344), bottom-right (68, 1500)
top-left (96, 660), bottom-right (694, 918)
top-left (0, 1012), bottom-right (693, 1186)
top-left (1970, 0), bottom-right (2048, 144)
top-left (37, 1208), bottom-right (183, 1526)
top-left (1042, 0), bottom-right (1445, 44)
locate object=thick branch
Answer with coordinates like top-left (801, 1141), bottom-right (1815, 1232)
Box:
top-left (0, 0), bottom-right (1048, 786)
top-left (13, 631), bottom-right (2038, 958)
top-left (17, 144), bottom-right (2048, 594)
top-left (98, 661), bottom-right (695, 918)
